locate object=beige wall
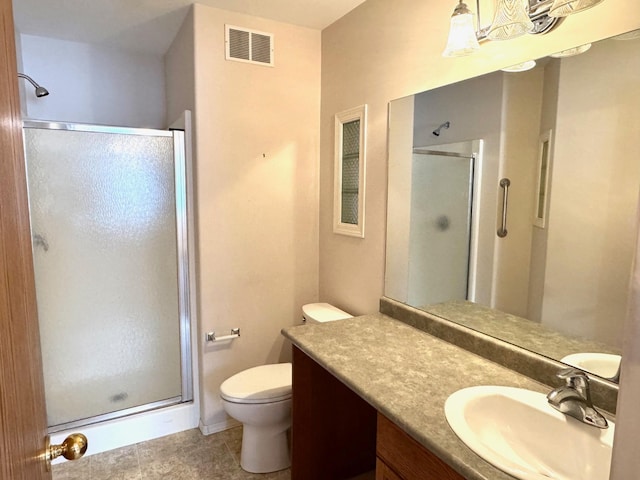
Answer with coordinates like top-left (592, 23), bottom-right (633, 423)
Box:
top-left (171, 4), bottom-right (321, 430)
top-left (385, 96), bottom-right (413, 302)
top-left (320, 0), bottom-right (640, 475)
top-left (165, 7), bottom-right (195, 126)
top-left (492, 69), bottom-right (544, 317)
top-left (541, 38), bottom-right (640, 348)
top-left (527, 59), bottom-right (560, 321)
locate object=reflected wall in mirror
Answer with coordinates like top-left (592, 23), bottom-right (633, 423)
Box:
top-left (386, 31), bottom-right (640, 381)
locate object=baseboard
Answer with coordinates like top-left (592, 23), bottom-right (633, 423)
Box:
top-left (199, 417), bottom-right (241, 436)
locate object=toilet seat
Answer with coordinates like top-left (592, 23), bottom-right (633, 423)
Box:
top-left (220, 363), bottom-right (292, 404)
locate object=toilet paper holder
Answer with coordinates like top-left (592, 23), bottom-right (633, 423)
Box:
top-left (205, 328), bottom-right (240, 343)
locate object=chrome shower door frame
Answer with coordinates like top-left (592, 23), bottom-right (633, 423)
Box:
top-left (23, 120), bottom-right (193, 432)
top-left (411, 147), bottom-right (477, 304)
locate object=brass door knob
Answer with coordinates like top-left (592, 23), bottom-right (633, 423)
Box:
top-left (45, 433), bottom-right (88, 470)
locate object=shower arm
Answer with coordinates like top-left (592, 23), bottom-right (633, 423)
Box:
top-left (18, 72), bottom-right (49, 97)
top-left (18, 73), bottom-right (40, 88)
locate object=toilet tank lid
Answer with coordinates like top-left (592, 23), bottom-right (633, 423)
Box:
top-left (302, 302), bottom-right (353, 322)
top-left (220, 363), bottom-right (292, 404)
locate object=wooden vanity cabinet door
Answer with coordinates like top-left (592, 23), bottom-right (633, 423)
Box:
top-left (291, 346), bottom-right (377, 479)
top-left (376, 413), bottom-right (465, 480)
top-left (376, 458), bottom-right (403, 480)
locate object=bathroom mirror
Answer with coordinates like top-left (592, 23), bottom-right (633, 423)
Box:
top-left (385, 30), bottom-right (640, 383)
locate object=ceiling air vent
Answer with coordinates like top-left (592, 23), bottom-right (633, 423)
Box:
top-left (225, 25), bottom-right (274, 67)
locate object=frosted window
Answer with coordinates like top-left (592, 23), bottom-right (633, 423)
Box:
top-left (25, 128), bottom-right (182, 427)
top-left (341, 119), bottom-right (360, 225)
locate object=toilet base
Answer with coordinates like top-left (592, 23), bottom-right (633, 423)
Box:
top-left (221, 397), bottom-right (291, 474)
top-left (240, 424), bottom-right (290, 473)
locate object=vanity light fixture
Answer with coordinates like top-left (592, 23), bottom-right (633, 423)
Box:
top-left (442, 1), bottom-right (481, 57)
top-left (550, 43), bottom-right (591, 57)
top-left (501, 60), bottom-right (537, 72)
top-left (442, 0), bottom-right (606, 57)
top-left (548, 0), bottom-right (605, 17)
top-left (487, 0), bottom-right (534, 41)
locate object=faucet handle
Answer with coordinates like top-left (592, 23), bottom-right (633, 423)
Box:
top-left (557, 368), bottom-right (591, 400)
top-left (557, 367), bottom-right (588, 381)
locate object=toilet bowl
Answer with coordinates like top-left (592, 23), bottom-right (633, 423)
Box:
top-left (220, 303), bottom-right (352, 473)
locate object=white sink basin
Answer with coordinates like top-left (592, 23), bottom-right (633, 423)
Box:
top-left (445, 386), bottom-right (614, 480)
top-left (560, 353), bottom-right (621, 379)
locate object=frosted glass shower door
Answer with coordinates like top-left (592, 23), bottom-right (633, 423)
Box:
top-left (407, 151), bottom-right (474, 307)
top-left (24, 123), bottom-right (190, 430)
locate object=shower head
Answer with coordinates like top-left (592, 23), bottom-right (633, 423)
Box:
top-left (18, 73), bottom-right (49, 98)
top-left (432, 121), bottom-right (450, 137)
top-left (35, 86), bottom-right (49, 97)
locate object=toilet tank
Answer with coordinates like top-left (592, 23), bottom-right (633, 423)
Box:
top-left (302, 303), bottom-right (353, 324)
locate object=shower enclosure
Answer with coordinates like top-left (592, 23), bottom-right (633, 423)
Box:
top-left (23, 120), bottom-right (192, 432)
top-left (407, 146), bottom-right (476, 307)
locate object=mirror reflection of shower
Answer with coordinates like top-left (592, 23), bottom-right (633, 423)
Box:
top-left (18, 72), bottom-right (49, 97)
top-left (406, 142), bottom-right (478, 306)
top-left (432, 121), bottom-right (450, 136)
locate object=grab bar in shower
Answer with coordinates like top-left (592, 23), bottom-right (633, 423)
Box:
top-left (497, 178), bottom-right (511, 238)
top-left (205, 328), bottom-right (241, 343)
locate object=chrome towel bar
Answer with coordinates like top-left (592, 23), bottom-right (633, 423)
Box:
top-left (205, 328), bottom-right (240, 343)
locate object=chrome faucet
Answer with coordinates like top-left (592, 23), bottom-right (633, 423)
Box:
top-left (547, 368), bottom-right (608, 429)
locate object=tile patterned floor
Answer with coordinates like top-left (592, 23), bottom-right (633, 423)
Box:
top-left (52, 427), bottom-right (291, 480)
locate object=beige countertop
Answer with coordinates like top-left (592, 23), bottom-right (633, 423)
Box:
top-left (282, 313), bottom-right (553, 480)
top-left (421, 300), bottom-right (621, 361)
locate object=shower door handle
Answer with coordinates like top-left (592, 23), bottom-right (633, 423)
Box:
top-left (45, 433), bottom-right (88, 470)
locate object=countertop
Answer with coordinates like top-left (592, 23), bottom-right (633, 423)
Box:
top-left (421, 300), bottom-right (621, 361)
top-left (282, 313), bottom-right (553, 480)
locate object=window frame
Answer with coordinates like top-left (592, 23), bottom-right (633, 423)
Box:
top-left (533, 129), bottom-right (553, 229)
top-left (333, 104), bottom-right (367, 238)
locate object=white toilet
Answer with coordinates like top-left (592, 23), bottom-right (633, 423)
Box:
top-left (220, 303), bottom-right (352, 473)
top-left (301, 302), bottom-right (353, 325)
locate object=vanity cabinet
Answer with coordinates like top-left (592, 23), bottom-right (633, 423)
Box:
top-left (291, 346), bottom-right (466, 480)
top-left (376, 459), bottom-right (403, 480)
top-left (291, 346), bottom-right (377, 479)
top-left (376, 413), bottom-right (464, 480)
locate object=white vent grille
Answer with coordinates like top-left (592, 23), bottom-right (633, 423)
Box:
top-left (225, 25), bottom-right (274, 67)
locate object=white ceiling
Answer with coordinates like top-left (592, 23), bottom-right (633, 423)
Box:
top-left (13, 0), bottom-right (367, 55)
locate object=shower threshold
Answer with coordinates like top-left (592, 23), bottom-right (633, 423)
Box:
top-left (47, 396), bottom-right (184, 433)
